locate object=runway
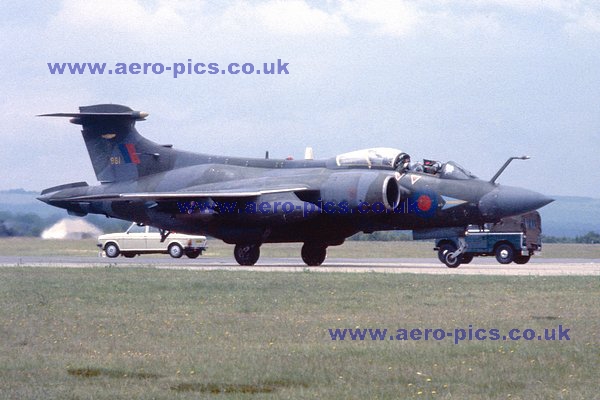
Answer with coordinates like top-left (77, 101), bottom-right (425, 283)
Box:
top-left (0, 255), bottom-right (598, 276)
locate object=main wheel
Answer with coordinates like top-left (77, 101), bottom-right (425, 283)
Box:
top-left (514, 255), bottom-right (531, 264)
top-left (438, 243), bottom-right (456, 264)
top-left (104, 243), bottom-right (120, 258)
top-left (185, 249), bottom-right (201, 259)
top-left (301, 243), bottom-right (327, 266)
top-left (495, 243), bottom-right (515, 264)
top-left (122, 252), bottom-right (136, 258)
top-left (234, 244), bottom-right (260, 266)
top-left (168, 243), bottom-right (184, 258)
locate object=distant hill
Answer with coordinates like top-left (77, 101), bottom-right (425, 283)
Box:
top-left (0, 189), bottom-right (597, 237)
top-left (0, 189), bottom-right (128, 235)
top-left (0, 189), bottom-right (56, 216)
top-left (538, 196), bottom-right (600, 237)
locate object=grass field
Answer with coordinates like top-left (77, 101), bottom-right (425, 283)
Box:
top-left (0, 237), bottom-right (599, 260)
top-left (1, 267), bottom-right (598, 399)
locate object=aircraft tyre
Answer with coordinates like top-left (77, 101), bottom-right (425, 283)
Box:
top-left (104, 243), bottom-right (120, 258)
top-left (122, 252), bottom-right (136, 258)
top-left (514, 255), bottom-right (531, 264)
top-left (495, 243), bottom-right (514, 264)
top-left (444, 252), bottom-right (461, 268)
top-left (301, 243), bottom-right (327, 266)
top-left (438, 243), bottom-right (456, 264)
top-left (234, 244), bottom-right (260, 266)
top-left (169, 243), bottom-right (184, 258)
top-left (185, 249), bottom-right (201, 259)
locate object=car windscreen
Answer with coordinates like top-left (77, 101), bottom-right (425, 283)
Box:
top-left (127, 224), bottom-right (146, 234)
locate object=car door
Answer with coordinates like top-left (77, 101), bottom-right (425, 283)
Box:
top-left (120, 224), bottom-right (148, 251)
top-left (144, 225), bottom-right (165, 251)
top-left (465, 232), bottom-right (487, 252)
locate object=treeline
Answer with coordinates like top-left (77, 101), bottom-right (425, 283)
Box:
top-left (543, 231), bottom-right (600, 244)
top-left (0, 212), bottom-right (51, 237)
top-left (349, 231), bottom-right (412, 241)
top-left (0, 211), bottom-right (129, 237)
top-left (351, 230), bottom-right (600, 243)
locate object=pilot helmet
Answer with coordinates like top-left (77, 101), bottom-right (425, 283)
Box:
top-left (397, 152), bottom-right (411, 170)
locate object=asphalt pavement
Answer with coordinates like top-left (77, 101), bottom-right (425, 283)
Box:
top-left (0, 255), bottom-right (598, 276)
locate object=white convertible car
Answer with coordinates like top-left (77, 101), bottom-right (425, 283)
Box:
top-left (97, 223), bottom-right (208, 259)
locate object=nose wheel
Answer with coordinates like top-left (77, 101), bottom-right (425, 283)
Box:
top-left (234, 244), bottom-right (260, 266)
top-left (444, 252), bottom-right (462, 268)
top-left (438, 238), bottom-right (467, 268)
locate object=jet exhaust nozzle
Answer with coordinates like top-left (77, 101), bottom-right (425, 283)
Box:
top-left (319, 172), bottom-right (401, 211)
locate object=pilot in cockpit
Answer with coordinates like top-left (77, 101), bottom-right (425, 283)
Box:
top-left (395, 153), bottom-right (411, 173)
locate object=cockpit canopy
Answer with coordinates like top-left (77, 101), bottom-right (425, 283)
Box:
top-left (335, 148), bottom-right (405, 170)
top-left (334, 148), bottom-right (478, 180)
top-left (439, 161), bottom-right (478, 180)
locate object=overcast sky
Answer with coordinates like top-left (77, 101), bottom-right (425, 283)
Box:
top-left (1, 0), bottom-right (599, 198)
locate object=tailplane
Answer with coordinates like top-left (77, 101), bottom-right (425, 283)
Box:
top-left (40, 104), bottom-right (174, 182)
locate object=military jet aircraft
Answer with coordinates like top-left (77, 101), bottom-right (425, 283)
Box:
top-left (38, 104), bottom-right (553, 266)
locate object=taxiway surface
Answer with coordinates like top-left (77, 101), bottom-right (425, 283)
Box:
top-left (0, 255), bottom-right (598, 276)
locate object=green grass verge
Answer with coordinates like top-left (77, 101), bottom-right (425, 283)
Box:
top-left (1, 268), bottom-right (598, 399)
top-left (0, 238), bottom-right (599, 259)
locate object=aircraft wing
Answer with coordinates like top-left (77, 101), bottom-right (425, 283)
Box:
top-left (49, 187), bottom-right (310, 202)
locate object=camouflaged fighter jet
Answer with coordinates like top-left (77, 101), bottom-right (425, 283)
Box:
top-left (38, 104), bottom-right (553, 266)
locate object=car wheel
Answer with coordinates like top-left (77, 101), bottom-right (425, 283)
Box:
top-left (514, 255), bottom-right (531, 264)
top-left (168, 243), bottom-right (183, 258)
top-left (461, 253), bottom-right (474, 264)
top-left (495, 243), bottom-right (515, 264)
top-left (185, 249), bottom-right (201, 259)
top-left (105, 243), bottom-right (120, 258)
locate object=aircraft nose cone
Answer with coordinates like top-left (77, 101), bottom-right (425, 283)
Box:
top-left (479, 186), bottom-right (553, 220)
top-left (37, 195), bottom-right (50, 204)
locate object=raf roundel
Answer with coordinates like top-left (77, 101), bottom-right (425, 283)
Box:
top-left (417, 194), bottom-right (432, 212)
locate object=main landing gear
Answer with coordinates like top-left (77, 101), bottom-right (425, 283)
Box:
top-left (301, 243), bottom-right (327, 266)
top-left (234, 244), bottom-right (261, 266)
top-left (232, 243), bottom-right (328, 266)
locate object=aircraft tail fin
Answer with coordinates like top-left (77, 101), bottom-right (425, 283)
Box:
top-left (40, 104), bottom-right (174, 183)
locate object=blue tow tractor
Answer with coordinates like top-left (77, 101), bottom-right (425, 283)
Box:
top-left (434, 211), bottom-right (543, 268)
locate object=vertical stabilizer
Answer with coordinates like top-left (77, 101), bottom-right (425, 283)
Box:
top-left (40, 104), bottom-right (174, 182)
